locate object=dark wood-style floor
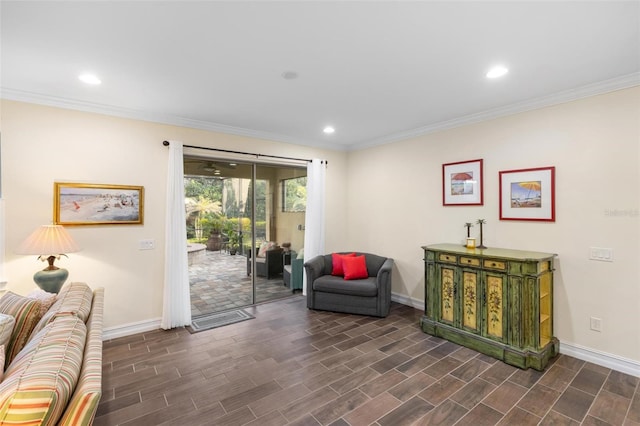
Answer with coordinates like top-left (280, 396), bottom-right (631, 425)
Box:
top-left (97, 296), bottom-right (640, 426)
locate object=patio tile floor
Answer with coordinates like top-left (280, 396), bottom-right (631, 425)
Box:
top-left (189, 250), bottom-right (296, 317)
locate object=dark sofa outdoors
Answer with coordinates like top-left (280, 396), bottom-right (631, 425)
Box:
top-left (304, 252), bottom-right (393, 317)
top-left (246, 244), bottom-right (284, 279)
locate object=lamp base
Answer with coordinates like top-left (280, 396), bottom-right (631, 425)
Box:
top-left (33, 268), bottom-right (69, 294)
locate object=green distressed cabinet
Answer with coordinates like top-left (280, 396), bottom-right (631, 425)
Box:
top-left (421, 244), bottom-right (559, 370)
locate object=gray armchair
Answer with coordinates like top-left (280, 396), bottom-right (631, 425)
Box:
top-left (304, 252), bottom-right (393, 317)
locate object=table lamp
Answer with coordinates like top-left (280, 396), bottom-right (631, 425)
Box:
top-left (16, 224), bottom-right (81, 293)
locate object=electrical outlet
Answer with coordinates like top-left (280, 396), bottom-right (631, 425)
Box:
top-left (590, 316), bottom-right (602, 332)
top-left (589, 247), bottom-right (613, 262)
top-left (139, 239), bottom-right (155, 250)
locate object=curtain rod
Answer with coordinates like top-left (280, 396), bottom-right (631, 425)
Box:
top-left (162, 140), bottom-right (327, 164)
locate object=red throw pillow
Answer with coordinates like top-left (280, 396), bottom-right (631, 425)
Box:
top-left (343, 255), bottom-right (369, 280)
top-left (331, 252), bottom-right (356, 276)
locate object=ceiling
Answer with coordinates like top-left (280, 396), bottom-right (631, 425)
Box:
top-left (1, 1), bottom-right (639, 151)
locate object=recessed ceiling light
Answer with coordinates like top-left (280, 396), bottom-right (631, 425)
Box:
top-left (323, 126), bottom-right (335, 134)
top-left (78, 74), bottom-right (101, 85)
top-left (486, 66), bottom-right (509, 79)
top-left (282, 71), bottom-right (298, 80)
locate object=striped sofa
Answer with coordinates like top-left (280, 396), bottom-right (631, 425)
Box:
top-left (0, 282), bottom-right (104, 425)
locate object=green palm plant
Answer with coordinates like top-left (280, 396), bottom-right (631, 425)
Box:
top-left (185, 195), bottom-right (221, 240)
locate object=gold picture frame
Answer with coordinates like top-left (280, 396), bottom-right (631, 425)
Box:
top-left (54, 182), bottom-right (144, 226)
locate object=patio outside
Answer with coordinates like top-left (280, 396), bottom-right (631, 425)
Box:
top-left (189, 249), bottom-right (296, 317)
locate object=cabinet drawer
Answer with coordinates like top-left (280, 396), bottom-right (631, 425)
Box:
top-left (483, 259), bottom-right (507, 270)
top-left (438, 253), bottom-right (457, 264)
top-left (460, 257), bottom-right (480, 267)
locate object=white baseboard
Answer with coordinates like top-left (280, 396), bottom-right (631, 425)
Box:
top-left (392, 292), bottom-right (424, 311)
top-left (103, 317), bottom-right (162, 341)
top-left (390, 293), bottom-right (640, 378)
top-left (560, 341), bottom-right (640, 378)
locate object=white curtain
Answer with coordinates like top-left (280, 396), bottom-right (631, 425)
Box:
top-left (302, 159), bottom-right (326, 295)
top-left (161, 141), bottom-right (191, 329)
top-left (0, 199), bottom-right (6, 287)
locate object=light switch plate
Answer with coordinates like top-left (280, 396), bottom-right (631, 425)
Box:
top-left (589, 247), bottom-right (613, 262)
top-left (139, 239), bottom-right (155, 250)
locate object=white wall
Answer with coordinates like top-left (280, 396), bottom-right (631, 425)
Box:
top-left (2, 87), bottom-right (639, 369)
top-left (346, 87), bottom-right (640, 364)
top-left (1, 100), bottom-right (348, 330)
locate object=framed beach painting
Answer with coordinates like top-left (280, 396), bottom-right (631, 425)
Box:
top-left (54, 182), bottom-right (144, 225)
top-left (499, 166), bottom-right (555, 222)
top-left (442, 159), bottom-right (483, 206)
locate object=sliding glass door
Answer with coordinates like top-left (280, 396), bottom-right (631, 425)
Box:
top-left (184, 156), bottom-right (306, 318)
top-left (252, 164), bottom-right (306, 303)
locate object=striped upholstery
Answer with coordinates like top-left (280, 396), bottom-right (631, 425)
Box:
top-left (0, 292), bottom-right (43, 367)
top-left (0, 346), bottom-right (4, 382)
top-left (58, 288), bottom-right (104, 426)
top-left (0, 315), bottom-right (87, 426)
top-left (31, 282), bottom-right (94, 338)
top-left (26, 289), bottom-right (57, 317)
top-left (0, 314), bottom-right (15, 352)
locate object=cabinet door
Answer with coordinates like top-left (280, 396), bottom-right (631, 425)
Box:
top-left (461, 268), bottom-right (481, 334)
top-left (436, 264), bottom-right (458, 327)
top-left (482, 271), bottom-right (508, 343)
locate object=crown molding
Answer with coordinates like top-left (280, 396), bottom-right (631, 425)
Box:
top-left (349, 72), bottom-right (640, 151)
top-left (3, 72), bottom-right (638, 153)
top-left (0, 88), bottom-right (347, 152)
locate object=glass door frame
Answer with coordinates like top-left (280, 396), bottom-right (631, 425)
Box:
top-left (184, 153), bottom-right (306, 316)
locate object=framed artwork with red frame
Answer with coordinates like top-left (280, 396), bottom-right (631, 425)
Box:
top-left (499, 166), bottom-right (555, 222)
top-left (442, 159), bottom-right (483, 206)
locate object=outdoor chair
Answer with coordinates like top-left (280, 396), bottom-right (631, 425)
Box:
top-left (284, 250), bottom-right (304, 291)
top-left (246, 243), bottom-right (284, 279)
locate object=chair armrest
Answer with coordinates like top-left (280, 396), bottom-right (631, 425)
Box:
top-left (304, 255), bottom-right (325, 285)
top-left (246, 247), bottom-right (259, 259)
top-left (376, 258), bottom-right (394, 291)
top-left (376, 258), bottom-right (394, 316)
top-left (291, 258), bottom-right (304, 271)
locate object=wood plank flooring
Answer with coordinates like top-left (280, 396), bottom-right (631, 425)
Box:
top-left (98, 296), bottom-right (640, 425)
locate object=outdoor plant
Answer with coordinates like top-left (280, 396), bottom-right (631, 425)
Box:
top-left (200, 213), bottom-right (223, 237)
top-left (185, 195), bottom-right (221, 240)
top-left (221, 220), bottom-right (241, 255)
top-left (227, 229), bottom-right (240, 255)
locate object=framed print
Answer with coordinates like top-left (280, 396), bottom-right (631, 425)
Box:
top-left (54, 182), bottom-right (144, 225)
top-left (499, 166), bottom-right (555, 221)
top-left (442, 159), bottom-right (483, 206)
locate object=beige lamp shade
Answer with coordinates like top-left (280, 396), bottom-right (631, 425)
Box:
top-left (17, 225), bottom-right (81, 293)
top-left (17, 225), bottom-right (81, 256)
